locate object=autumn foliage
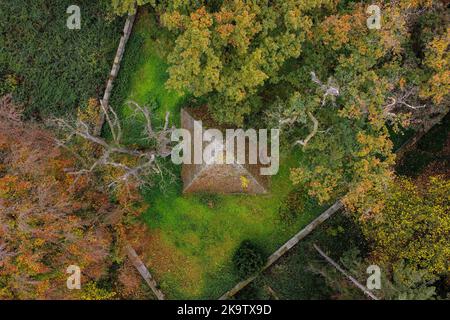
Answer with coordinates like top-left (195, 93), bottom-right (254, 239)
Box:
top-left (0, 96), bottom-right (151, 299)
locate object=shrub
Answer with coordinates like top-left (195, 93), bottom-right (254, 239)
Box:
top-left (0, 72), bottom-right (19, 97)
top-left (232, 240), bottom-right (265, 279)
top-left (0, 0), bottom-right (122, 118)
top-left (278, 189), bottom-right (306, 223)
top-left (197, 192), bottom-right (220, 208)
top-left (80, 282), bottom-right (117, 300)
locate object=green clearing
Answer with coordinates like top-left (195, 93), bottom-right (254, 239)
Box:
top-left (109, 9), bottom-right (184, 143)
top-left (140, 154), bottom-right (324, 299)
top-left (112, 10), bottom-right (325, 299)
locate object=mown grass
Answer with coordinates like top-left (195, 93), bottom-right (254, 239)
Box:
top-left (112, 9), bottom-right (326, 299)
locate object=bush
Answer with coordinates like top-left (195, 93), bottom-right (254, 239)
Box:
top-left (278, 189), bottom-right (306, 223)
top-left (197, 192), bottom-right (221, 208)
top-left (232, 240), bottom-right (265, 279)
top-left (0, 73), bottom-right (19, 97)
top-left (80, 282), bottom-right (117, 300)
top-left (0, 0), bottom-right (122, 118)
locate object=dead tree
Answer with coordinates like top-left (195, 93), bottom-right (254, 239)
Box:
top-left (383, 86), bottom-right (427, 122)
top-left (288, 72), bottom-right (338, 148)
top-left (219, 200), bottom-right (344, 300)
top-left (271, 71), bottom-right (339, 149)
top-left (382, 85), bottom-right (449, 133)
top-left (294, 111), bottom-right (319, 149)
top-left (53, 101), bottom-right (175, 188)
top-left (310, 71), bottom-right (340, 107)
top-left (125, 244), bottom-right (165, 300)
top-left (313, 244), bottom-right (380, 300)
top-left (94, 12), bottom-right (136, 136)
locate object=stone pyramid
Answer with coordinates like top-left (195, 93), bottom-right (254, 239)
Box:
top-left (181, 108), bottom-right (270, 194)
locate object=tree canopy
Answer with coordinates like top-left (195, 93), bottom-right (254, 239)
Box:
top-left (111, 0), bottom-right (448, 211)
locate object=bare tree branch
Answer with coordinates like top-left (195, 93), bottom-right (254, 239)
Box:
top-left (384, 87), bottom-right (427, 115)
top-left (53, 101), bottom-right (175, 188)
top-left (311, 71), bottom-right (340, 106)
top-left (295, 111), bottom-right (319, 149)
top-left (313, 244), bottom-right (380, 300)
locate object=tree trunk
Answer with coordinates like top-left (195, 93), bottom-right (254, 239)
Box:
top-left (125, 245), bottom-right (165, 300)
top-left (94, 13), bottom-right (136, 136)
top-left (313, 244), bottom-right (379, 300)
top-left (219, 200), bottom-right (343, 299)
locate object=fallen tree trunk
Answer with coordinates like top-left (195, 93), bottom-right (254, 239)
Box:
top-left (94, 13), bottom-right (136, 136)
top-left (219, 109), bottom-right (449, 300)
top-left (125, 245), bottom-right (165, 300)
top-left (313, 244), bottom-right (379, 300)
top-left (219, 200), bottom-right (344, 300)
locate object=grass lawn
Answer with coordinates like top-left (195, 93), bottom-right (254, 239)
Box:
top-left (112, 9), bottom-right (326, 299)
top-left (141, 154), bottom-right (324, 299)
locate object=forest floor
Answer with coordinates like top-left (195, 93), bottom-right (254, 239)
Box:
top-left (110, 9), bottom-right (327, 299)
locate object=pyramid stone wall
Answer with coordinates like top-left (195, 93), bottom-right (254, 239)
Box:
top-left (181, 108), bottom-right (269, 194)
top-left (181, 109), bottom-right (206, 190)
